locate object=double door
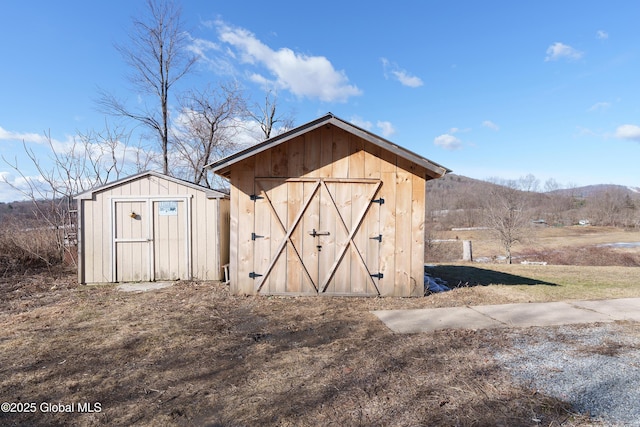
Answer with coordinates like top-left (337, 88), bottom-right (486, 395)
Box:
top-left (252, 178), bottom-right (383, 295)
top-left (112, 198), bottom-right (189, 282)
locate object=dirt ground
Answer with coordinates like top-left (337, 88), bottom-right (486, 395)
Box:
top-left (0, 269), bottom-right (611, 427)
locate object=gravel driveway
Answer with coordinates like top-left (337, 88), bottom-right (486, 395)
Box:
top-left (492, 322), bottom-right (640, 426)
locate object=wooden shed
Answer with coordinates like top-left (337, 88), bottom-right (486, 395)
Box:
top-left (207, 113), bottom-right (450, 297)
top-left (75, 171), bottom-right (229, 284)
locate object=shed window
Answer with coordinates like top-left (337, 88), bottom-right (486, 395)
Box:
top-left (158, 201), bottom-right (178, 216)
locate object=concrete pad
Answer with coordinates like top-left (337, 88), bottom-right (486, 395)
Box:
top-left (372, 307), bottom-right (503, 333)
top-left (373, 298), bottom-right (640, 334)
top-left (470, 301), bottom-right (614, 328)
top-left (572, 298), bottom-right (640, 322)
top-left (116, 282), bottom-right (175, 292)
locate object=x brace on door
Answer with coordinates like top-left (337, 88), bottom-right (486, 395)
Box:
top-left (254, 179), bottom-right (321, 292)
top-left (318, 179), bottom-right (382, 294)
top-left (253, 178), bottom-right (382, 295)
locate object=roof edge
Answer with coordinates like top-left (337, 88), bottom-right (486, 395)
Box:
top-left (206, 113), bottom-right (451, 179)
top-left (74, 171), bottom-right (229, 200)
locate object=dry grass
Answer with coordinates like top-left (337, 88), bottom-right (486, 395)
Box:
top-left (3, 226), bottom-right (638, 426)
top-left (0, 223), bottom-right (65, 274)
top-left (0, 271), bottom-right (597, 427)
top-left (428, 263), bottom-right (640, 305)
top-left (431, 226), bottom-right (640, 266)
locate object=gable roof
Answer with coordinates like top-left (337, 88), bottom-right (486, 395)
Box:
top-left (206, 113), bottom-right (451, 179)
top-left (74, 170), bottom-right (228, 200)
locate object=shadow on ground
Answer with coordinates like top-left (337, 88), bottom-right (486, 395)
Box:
top-left (428, 265), bottom-right (559, 288)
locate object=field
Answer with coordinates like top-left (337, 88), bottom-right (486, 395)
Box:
top-left (430, 225), bottom-right (640, 266)
top-left (1, 226), bottom-right (639, 426)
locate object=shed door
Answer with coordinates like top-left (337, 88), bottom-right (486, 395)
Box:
top-left (152, 200), bottom-right (187, 281)
top-left (113, 199), bottom-right (188, 282)
top-left (252, 178), bottom-right (382, 295)
top-left (114, 200), bottom-right (151, 282)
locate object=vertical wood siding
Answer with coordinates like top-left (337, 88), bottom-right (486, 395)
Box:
top-left (80, 174), bottom-right (227, 283)
top-left (228, 124), bottom-right (429, 296)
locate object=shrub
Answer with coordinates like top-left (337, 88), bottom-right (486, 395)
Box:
top-left (0, 216), bottom-right (64, 275)
top-left (426, 239), bottom-right (462, 263)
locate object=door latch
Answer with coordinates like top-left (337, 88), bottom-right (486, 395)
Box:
top-left (309, 229), bottom-right (330, 237)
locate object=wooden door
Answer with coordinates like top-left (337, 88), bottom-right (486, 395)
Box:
top-left (114, 200), bottom-right (151, 282)
top-left (152, 200), bottom-right (187, 280)
top-left (252, 178), bottom-right (382, 295)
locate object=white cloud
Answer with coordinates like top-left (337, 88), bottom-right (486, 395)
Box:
top-left (0, 181), bottom-right (28, 202)
top-left (215, 20), bottom-right (361, 102)
top-left (187, 37), bottom-right (219, 58)
top-left (588, 102), bottom-right (611, 112)
top-left (381, 58), bottom-right (423, 88)
top-left (596, 30), bottom-right (609, 40)
top-left (0, 171), bottom-right (48, 202)
top-left (434, 134), bottom-right (462, 150)
top-left (248, 72), bottom-right (270, 86)
top-left (0, 126), bottom-right (49, 144)
top-left (449, 127), bottom-right (470, 134)
top-left (187, 36), bottom-right (237, 75)
top-left (349, 116), bottom-right (373, 131)
top-left (574, 126), bottom-right (599, 137)
top-left (615, 124), bottom-right (640, 142)
top-left (482, 120), bottom-right (500, 131)
top-left (545, 42), bottom-right (584, 62)
top-left (392, 70), bottom-right (423, 88)
top-left (348, 117), bottom-right (395, 138)
top-left (376, 121), bottom-right (395, 138)
top-left (0, 126), bottom-right (80, 158)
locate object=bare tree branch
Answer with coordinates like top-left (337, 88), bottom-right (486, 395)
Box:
top-left (172, 82), bottom-right (247, 187)
top-left (98, 0), bottom-right (196, 174)
top-left (1, 125), bottom-right (141, 267)
top-left (247, 90), bottom-right (295, 141)
top-left (483, 178), bottom-right (532, 264)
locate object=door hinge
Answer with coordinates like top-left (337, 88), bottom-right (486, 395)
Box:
top-left (249, 272), bottom-right (263, 279)
top-left (370, 273), bottom-right (384, 279)
top-left (249, 194), bottom-right (264, 201)
top-left (251, 233), bottom-right (264, 240)
top-left (370, 234), bottom-right (382, 242)
top-left (372, 198), bottom-right (385, 205)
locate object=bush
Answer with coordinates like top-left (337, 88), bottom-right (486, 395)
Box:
top-left (0, 216), bottom-right (64, 275)
top-left (426, 239), bottom-right (462, 263)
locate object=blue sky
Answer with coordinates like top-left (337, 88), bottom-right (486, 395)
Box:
top-left (1, 0), bottom-right (639, 202)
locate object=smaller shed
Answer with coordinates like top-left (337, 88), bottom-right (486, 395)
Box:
top-left (75, 171), bottom-right (229, 284)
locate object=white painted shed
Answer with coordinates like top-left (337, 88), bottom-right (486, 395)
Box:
top-left (75, 171), bottom-right (229, 284)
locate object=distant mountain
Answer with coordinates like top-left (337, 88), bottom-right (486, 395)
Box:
top-left (426, 174), bottom-right (639, 199)
top-left (548, 184), bottom-right (640, 199)
top-left (425, 173), bottom-right (500, 191)
top-left (425, 174), bottom-right (638, 229)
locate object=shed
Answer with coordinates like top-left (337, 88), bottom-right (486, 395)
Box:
top-left (207, 113), bottom-right (450, 296)
top-left (75, 171), bottom-right (229, 284)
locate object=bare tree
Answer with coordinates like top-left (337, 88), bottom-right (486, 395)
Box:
top-left (1, 125), bottom-right (143, 266)
top-left (483, 179), bottom-right (531, 264)
top-left (540, 178), bottom-right (576, 225)
top-left (248, 90), bottom-right (295, 140)
top-left (98, 0), bottom-right (196, 174)
top-left (173, 82), bottom-right (247, 187)
top-left (518, 173), bottom-right (540, 193)
top-left (587, 188), bottom-right (634, 227)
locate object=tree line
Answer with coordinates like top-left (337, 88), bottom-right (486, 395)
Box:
top-left (426, 173), bottom-right (639, 263)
